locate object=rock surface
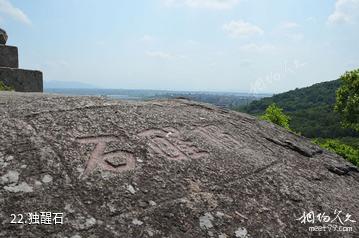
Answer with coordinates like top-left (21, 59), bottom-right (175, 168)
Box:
top-left (0, 28), bottom-right (8, 45)
top-left (0, 92), bottom-right (358, 238)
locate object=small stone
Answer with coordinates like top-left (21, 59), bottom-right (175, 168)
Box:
top-left (216, 211), bottom-right (225, 218)
top-left (235, 227), bottom-right (248, 238)
top-left (42, 174), bottom-right (53, 183)
top-left (65, 204), bottom-right (75, 213)
top-left (1, 170), bottom-right (19, 184)
top-left (85, 217), bottom-right (96, 228)
top-left (5, 155), bottom-right (14, 161)
top-left (199, 213), bottom-right (214, 230)
top-left (127, 184), bottom-right (136, 194)
top-left (149, 200), bottom-right (157, 206)
top-left (34, 180), bottom-right (42, 186)
top-left (77, 167), bottom-right (84, 174)
top-left (146, 229), bottom-right (154, 237)
top-left (139, 201), bottom-right (147, 208)
top-left (219, 234), bottom-right (228, 238)
top-left (4, 182), bottom-right (33, 193)
top-left (65, 174), bottom-right (72, 184)
top-left (132, 218), bottom-right (143, 226)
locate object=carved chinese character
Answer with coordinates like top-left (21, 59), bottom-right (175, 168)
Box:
top-left (77, 136), bottom-right (136, 177)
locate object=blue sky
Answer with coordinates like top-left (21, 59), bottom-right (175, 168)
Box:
top-left (0, 0), bottom-right (358, 93)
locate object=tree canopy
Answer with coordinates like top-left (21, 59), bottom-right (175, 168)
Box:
top-left (335, 69), bottom-right (359, 132)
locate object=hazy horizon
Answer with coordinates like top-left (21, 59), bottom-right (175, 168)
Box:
top-left (1, 0), bottom-right (358, 93)
top-left (44, 80), bottom-right (275, 95)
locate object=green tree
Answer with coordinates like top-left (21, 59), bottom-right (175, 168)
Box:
top-left (260, 103), bottom-right (291, 129)
top-left (335, 69), bottom-right (359, 132)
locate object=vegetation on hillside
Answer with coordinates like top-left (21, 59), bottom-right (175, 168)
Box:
top-left (259, 102), bottom-right (359, 167)
top-left (242, 74), bottom-right (358, 167)
top-left (239, 80), bottom-right (358, 138)
top-left (313, 138), bottom-right (359, 166)
top-left (260, 103), bottom-right (291, 130)
top-left (335, 69), bottom-right (359, 132)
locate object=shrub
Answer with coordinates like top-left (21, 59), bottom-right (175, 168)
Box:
top-left (313, 138), bottom-right (359, 166)
top-left (260, 103), bottom-right (291, 130)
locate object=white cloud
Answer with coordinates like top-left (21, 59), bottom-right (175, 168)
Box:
top-left (186, 39), bottom-right (199, 45)
top-left (141, 35), bottom-right (156, 43)
top-left (279, 21), bottom-right (300, 30)
top-left (164, 0), bottom-right (239, 10)
top-left (146, 51), bottom-right (172, 59)
top-left (146, 51), bottom-right (186, 60)
top-left (306, 17), bottom-right (317, 22)
top-left (239, 43), bottom-right (275, 52)
top-left (328, 0), bottom-right (359, 24)
top-left (275, 21), bottom-right (303, 41)
top-left (0, 0), bottom-right (31, 25)
top-left (223, 20), bottom-right (264, 38)
top-left (285, 33), bottom-right (304, 41)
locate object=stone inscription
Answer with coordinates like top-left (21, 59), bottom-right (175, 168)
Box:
top-left (77, 127), bottom-right (211, 176)
top-left (76, 136), bottom-right (136, 177)
top-left (138, 127), bottom-right (208, 161)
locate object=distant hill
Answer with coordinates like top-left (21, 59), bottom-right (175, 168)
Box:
top-left (239, 80), bottom-right (358, 138)
top-left (44, 80), bottom-right (98, 89)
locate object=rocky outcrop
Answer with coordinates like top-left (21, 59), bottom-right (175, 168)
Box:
top-left (0, 29), bottom-right (43, 92)
top-left (0, 93), bottom-right (358, 237)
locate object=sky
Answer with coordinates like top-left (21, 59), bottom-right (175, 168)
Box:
top-left (0, 0), bottom-right (358, 93)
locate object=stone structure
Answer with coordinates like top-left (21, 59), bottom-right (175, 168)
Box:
top-left (0, 28), bottom-right (8, 45)
top-left (0, 94), bottom-right (358, 237)
top-left (0, 28), bottom-right (43, 92)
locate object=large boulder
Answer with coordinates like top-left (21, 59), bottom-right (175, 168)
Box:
top-left (0, 93), bottom-right (358, 237)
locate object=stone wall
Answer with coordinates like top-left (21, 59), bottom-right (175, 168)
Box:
top-left (0, 29), bottom-right (43, 92)
top-left (0, 67), bottom-right (43, 92)
top-left (0, 45), bottom-right (18, 68)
